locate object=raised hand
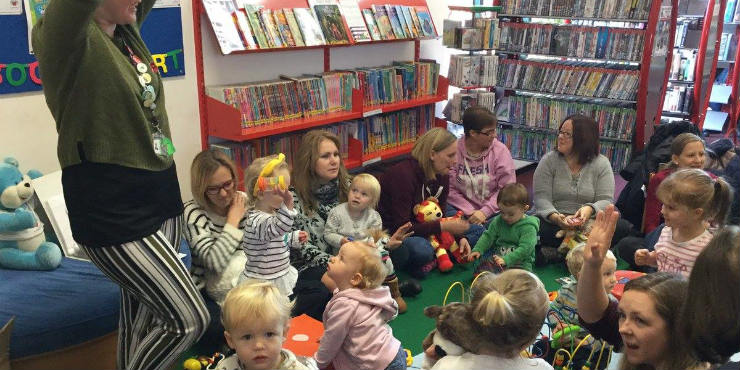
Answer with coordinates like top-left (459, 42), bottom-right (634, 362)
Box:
top-left (582, 204), bottom-right (619, 268)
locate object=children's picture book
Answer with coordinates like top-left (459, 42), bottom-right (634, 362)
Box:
top-left (361, 8), bottom-right (382, 41)
top-left (201, 0), bottom-right (245, 54)
top-left (415, 7), bottom-right (436, 37)
top-left (401, 6), bottom-right (418, 37)
top-left (385, 4), bottom-right (407, 39)
top-left (244, 4), bottom-right (270, 49)
top-left (409, 7), bottom-right (423, 38)
top-left (371, 5), bottom-right (395, 40)
top-left (273, 9), bottom-right (296, 47)
top-left (310, 0), bottom-right (351, 45)
top-left (339, 0), bottom-right (371, 42)
top-left (283, 9), bottom-right (306, 47)
top-left (393, 5), bottom-right (413, 38)
top-left (234, 10), bottom-right (257, 49)
top-left (294, 8), bottom-right (327, 46)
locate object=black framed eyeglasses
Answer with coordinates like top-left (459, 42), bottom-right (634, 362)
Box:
top-left (558, 130), bottom-right (573, 139)
top-left (477, 129), bottom-right (496, 137)
top-left (205, 179), bottom-right (235, 195)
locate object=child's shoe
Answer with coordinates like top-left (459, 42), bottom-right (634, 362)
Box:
top-left (384, 277), bottom-right (407, 314)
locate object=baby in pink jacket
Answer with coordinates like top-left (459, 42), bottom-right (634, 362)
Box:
top-left (315, 241), bottom-right (406, 370)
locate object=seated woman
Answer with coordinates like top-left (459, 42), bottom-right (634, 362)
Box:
top-left (184, 149), bottom-right (248, 305)
top-left (447, 106), bottom-right (516, 246)
top-left (577, 207), bottom-right (739, 370)
top-left (533, 114), bottom-right (632, 264)
top-left (378, 128), bottom-right (471, 278)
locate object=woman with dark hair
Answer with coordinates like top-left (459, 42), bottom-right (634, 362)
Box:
top-left (533, 115), bottom-right (632, 263)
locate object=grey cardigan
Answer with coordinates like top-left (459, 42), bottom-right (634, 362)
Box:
top-left (533, 151), bottom-right (615, 220)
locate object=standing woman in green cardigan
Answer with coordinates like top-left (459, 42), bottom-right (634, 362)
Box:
top-left (32, 0), bottom-right (209, 369)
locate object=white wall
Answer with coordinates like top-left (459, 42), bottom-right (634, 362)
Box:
top-left (0, 1), bottom-right (447, 199)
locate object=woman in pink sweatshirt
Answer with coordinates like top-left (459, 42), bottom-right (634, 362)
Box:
top-left (448, 107), bottom-right (516, 246)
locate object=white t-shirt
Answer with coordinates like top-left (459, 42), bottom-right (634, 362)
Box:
top-left (654, 227), bottom-right (713, 278)
top-left (431, 352), bottom-right (553, 370)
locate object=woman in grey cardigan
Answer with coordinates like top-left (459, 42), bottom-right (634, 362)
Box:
top-left (533, 115), bottom-right (633, 264)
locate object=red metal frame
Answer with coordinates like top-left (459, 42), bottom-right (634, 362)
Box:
top-left (193, 0), bottom-right (441, 163)
top-left (694, 0), bottom-right (727, 128)
top-left (727, 25), bottom-right (740, 143)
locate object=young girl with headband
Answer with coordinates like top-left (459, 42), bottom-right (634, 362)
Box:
top-left (240, 154), bottom-right (308, 296)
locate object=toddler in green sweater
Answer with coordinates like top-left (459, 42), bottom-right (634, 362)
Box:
top-left (466, 183), bottom-right (540, 271)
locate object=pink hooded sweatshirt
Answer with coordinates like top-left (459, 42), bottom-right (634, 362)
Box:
top-left (448, 137), bottom-right (516, 218)
top-left (315, 286), bottom-right (400, 370)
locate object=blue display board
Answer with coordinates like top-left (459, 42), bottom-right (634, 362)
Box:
top-left (0, 6), bottom-right (185, 95)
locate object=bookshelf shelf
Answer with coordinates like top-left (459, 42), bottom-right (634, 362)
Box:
top-left (662, 110), bottom-right (691, 117)
top-left (495, 86), bottom-right (638, 104)
top-left (498, 14), bottom-right (649, 23)
top-left (221, 37), bottom-right (437, 56)
top-left (668, 79), bottom-right (695, 84)
top-left (448, 5), bottom-right (503, 12)
top-left (498, 121), bottom-right (632, 143)
top-left (494, 50), bottom-right (641, 64)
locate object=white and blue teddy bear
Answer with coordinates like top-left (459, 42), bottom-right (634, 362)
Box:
top-left (0, 157), bottom-right (62, 270)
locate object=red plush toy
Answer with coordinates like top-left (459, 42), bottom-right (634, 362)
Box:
top-left (413, 198), bottom-right (465, 272)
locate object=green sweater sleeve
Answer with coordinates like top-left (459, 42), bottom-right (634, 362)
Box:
top-left (472, 216), bottom-right (501, 254)
top-left (33, 0), bottom-right (101, 57)
top-left (502, 221), bottom-right (538, 267)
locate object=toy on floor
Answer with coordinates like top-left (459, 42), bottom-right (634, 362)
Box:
top-left (0, 157), bottom-right (62, 271)
top-left (183, 352), bottom-right (225, 370)
top-left (413, 197), bottom-right (464, 272)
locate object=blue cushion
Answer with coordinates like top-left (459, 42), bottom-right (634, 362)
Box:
top-left (0, 239), bottom-right (192, 358)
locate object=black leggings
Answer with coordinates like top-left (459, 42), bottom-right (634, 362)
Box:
top-left (291, 265), bottom-right (332, 321)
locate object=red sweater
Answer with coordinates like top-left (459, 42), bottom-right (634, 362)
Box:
top-left (644, 168), bottom-right (717, 234)
top-left (377, 158), bottom-right (449, 238)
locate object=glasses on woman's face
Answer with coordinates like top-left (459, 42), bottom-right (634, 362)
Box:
top-left (558, 130), bottom-right (573, 139)
top-left (205, 179), bottom-right (234, 195)
top-left (477, 129), bottom-right (496, 138)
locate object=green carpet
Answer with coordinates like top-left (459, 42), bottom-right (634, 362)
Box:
top-left (389, 262), bottom-right (569, 354)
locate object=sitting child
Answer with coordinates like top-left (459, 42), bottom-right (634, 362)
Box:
top-left (240, 154), bottom-right (307, 296)
top-left (315, 242), bottom-right (406, 370)
top-left (324, 173), bottom-right (406, 312)
top-left (426, 269), bottom-right (552, 369)
top-left (551, 244), bottom-right (617, 327)
top-left (217, 280), bottom-right (317, 370)
top-left (466, 183), bottom-right (540, 272)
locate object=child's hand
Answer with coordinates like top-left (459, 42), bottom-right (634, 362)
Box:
top-left (468, 210), bottom-right (486, 225)
top-left (298, 231), bottom-right (308, 244)
top-left (493, 255), bottom-right (505, 266)
top-left (387, 222), bottom-right (414, 251)
top-left (583, 205), bottom-right (619, 268)
top-left (634, 249), bottom-right (657, 266)
top-left (467, 251), bottom-right (481, 262)
top-left (276, 187), bottom-right (294, 210)
top-left (458, 238), bottom-right (471, 259)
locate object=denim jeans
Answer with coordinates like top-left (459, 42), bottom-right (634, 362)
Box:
top-left (444, 204), bottom-right (489, 247)
top-left (384, 346), bottom-right (408, 370)
top-left (389, 236), bottom-right (434, 273)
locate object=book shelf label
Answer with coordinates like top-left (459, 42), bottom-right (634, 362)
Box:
top-left (363, 108), bottom-right (383, 117)
top-left (362, 156), bottom-right (382, 167)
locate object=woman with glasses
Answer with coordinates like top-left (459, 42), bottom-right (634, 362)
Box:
top-left (447, 106), bottom-right (516, 246)
top-left (533, 115), bottom-right (633, 265)
top-left (184, 149), bottom-right (248, 306)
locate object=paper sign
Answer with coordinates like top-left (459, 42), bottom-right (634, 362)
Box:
top-left (0, 0), bottom-right (22, 15)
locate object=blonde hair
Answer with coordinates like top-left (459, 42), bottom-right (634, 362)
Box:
top-left (566, 243), bottom-right (616, 278)
top-left (190, 149), bottom-right (239, 214)
top-left (660, 133), bottom-right (704, 171)
top-left (291, 130), bottom-right (350, 215)
top-left (469, 270), bottom-right (549, 357)
top-left (221, 280), bottom-right (293, 332)
top-left (656, 168), bottom-right (733, 225)
top-left (244, 154), bottom-right (290, 208)
top-left (351, 173), bottom-right (381, 209)
top-left (411, 127), bottom-right (457, 180)
top-left (349, 242), bottom-right (387, 289)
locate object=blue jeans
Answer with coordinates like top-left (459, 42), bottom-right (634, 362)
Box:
top-left (385, 346), bottom-right (408, 370)
top-left (444, 204), bottom-right (489, 247)
top-left (389, 236), bottom-right (434, 273)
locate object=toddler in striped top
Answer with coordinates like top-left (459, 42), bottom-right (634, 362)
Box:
top-left (239, 153), bottom-right (307, 296)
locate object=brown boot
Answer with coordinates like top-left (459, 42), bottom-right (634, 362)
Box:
top-left (385, 277), bottom-right (407, 314)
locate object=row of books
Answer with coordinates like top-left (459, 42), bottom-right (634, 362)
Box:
top-left (674, 19), bottom-right (700, 48)
top-left (448, 55), bottom-right (498, 88)
top-left (500, 95), bottom-right (635, 139)
top-left (498, 23), bottom-right (645, 61)
top-left (209, 104), bottom-right (435, 167)
top-left (725, 0), bottom-right (740, 23)
top-left (497, 59), bottom-right (640, 100)
top-left (443, 18), bottom-right (501, 49)
top-left (499, 0), bottom-right (652, 20)
top-left (202, 0), bottom-right (436, 54)
top-left (719, 33), bottom-right (735, 61)
top-left (446, 91), bottom-right (496, 123)
top-left (663, 85), bottom-right (694, 115)
top-left (498, 127), bottom-right (631, 171)
top-left (207, 61), bottom-right (439, 127)
top-left (669, 50), bottom-right (697, 82)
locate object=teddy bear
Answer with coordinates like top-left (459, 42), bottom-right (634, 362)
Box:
top-left (0, 157), bottom-right (62, 270)
top-left (413, 198), bottom-right (463, 272)
top-left (420, 302), bottom-right (487, 369)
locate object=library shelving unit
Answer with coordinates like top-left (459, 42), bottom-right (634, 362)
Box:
top-left (728, 24), bottom-right (740, 141)
top-left (491, 0), bottom-right (678, 172)
top-left (192, 0), bottom-right (448, 175)
top-left (711, 0), bottom-right (739, 141)
top-left (661, 14), bottom-right (703, 121)
top-left (692, 0), bottom-right (730, 128)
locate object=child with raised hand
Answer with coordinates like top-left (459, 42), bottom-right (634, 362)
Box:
top-left (217, 280), bottom-right (317, 370)
top-left (428, 269), bottom-right (553, 370)
top-left (240, 153), bottom-right (308, 296)
top-left (635, 168), bottom-right (732, 277)
top-left (315, 241), bottom-right (406, 370)
top-left (465, 183), bottom-right (540, 271)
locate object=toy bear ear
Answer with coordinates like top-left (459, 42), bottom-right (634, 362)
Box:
top-left (424, 305), bottom-right (442, 318)
top-left (426, 196), bottom-right (439, 205)
top-left (3, 157), bottom-right (19, 168)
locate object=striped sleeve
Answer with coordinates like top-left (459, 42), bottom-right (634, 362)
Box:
top-left (245, 204), bottom-right (297, 242)
top-left (183, 200), bottom-right (245, 272)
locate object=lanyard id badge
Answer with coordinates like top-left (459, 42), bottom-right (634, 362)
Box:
top-left (152, 130), bottom-right (175, 157)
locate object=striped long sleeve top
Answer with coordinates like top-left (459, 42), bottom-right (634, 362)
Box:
top-left (243, 204), bottom-right (301, 280)
top-left (183, 198), bottom-right (248, 291)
